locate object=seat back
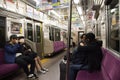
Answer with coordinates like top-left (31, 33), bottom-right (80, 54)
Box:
top-left (102, 48), bottom-right (120, 80)
top-left (53, 41), bottom-right (66, 53)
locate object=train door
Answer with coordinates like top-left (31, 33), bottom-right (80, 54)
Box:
top-left (0, 16), bottom-right (6, 49)
top-left (26, 22), bottom-right (34, 41)
top-left (34, 22), bottom-right (44, 58)
top-left (25, 19), bottom-right (37, 53)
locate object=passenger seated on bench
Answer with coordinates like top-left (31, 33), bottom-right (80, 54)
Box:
top-left (78, 33), bottom-right (86, 46)
top-left (18, 36), bottom-right (48, 74)
top-left (69, 33), bottom-right (103, 80)
top-left (5, 35), bottom-right (37, 79)
top-left (71, 34), bottom-right (86, 62)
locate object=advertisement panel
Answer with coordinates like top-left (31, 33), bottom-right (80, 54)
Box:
top-left (26, 5), bottom-right (33, 18)
top-left (6, 0), bottom-right (17, 12)
top-left (17, 0), bottom-right (26, 15)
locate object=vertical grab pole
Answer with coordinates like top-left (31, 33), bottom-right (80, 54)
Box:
top-left (66, 0), bottom-right (73, 80)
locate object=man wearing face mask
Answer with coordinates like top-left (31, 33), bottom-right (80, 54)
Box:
top-left (18, 36), bottom-right (48, 74)
top-left (5, 35), bottom-right (37, 79)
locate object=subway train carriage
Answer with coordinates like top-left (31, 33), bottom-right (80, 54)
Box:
top-left (0, 0), bottom-right (120, 80)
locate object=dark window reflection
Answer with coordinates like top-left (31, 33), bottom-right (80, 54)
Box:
top-left (109, 4), bottom-right (119, 52)
top-left (36, 25), bottom-right (41, 43)
top-left (27, 23), bottom-right (33, 41)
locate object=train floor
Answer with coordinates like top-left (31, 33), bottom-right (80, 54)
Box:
top-left (3, 50), bottom-right (67, 80)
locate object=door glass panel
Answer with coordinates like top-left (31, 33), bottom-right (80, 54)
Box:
top-left (55, 28), bottom-right (60, 41)
top-left (36, 25), bottom-right (41, 43)
top-left (27, 23), bottom-right (33, 41)
top-left (49, 27), bottom-right (54, 41)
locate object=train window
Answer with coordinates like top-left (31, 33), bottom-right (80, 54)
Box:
top-left (54, 28), bottom-right (61, 41)
top-left (109, 3), bottom-right (119, 52)
top-left (62, 32), bottom-right (67, 38)
top-left (36, 25), bottom-right (41, 43)
top-left (27, 23), bottom-right (33, 41)
top-left (96, 24), bottom-right (101, 37)
top-left (49, 27), bottom-right (61, 41)
top-left (0, 16), bottom-right (6, 48)
top-left (49, 27), bottom-right (54, 41)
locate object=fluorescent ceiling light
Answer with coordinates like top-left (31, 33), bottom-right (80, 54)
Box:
top-left (94, 0), bottom-right (103, 5)
top-left (83, 21), bottom-right (85, 26)
top-left (33, 0), bottom-right (40, 5)
top-left (50, 10), bottom-right (61, 18)
top-left (77, 6), bottom-right (83, 15)
top-left (74, 0), bottom-right (79, 4)
top-left (111, 9), bottom-right (116, 13)
top-left (81, 16), bottom-right (84, 21)
top-left (101, 0), bottom-right (105, 8)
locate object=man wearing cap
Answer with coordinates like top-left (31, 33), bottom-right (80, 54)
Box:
top-left (5, 35), bottom-right (19, 63)
top-left (5, 35), bottom-right (37, 79)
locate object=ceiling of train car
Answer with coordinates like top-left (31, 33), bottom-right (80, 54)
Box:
top-left (31, 0), bottom-right (85, 30)
top-left (29, 0), bottom-right (105, 30)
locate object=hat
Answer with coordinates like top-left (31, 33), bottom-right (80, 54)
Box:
top-left (10, 35), bottom-right (18, 40)
top-left (18, 36), bottom-right (24, 40)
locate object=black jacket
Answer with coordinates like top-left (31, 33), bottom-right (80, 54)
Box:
top-left (75, 40), bottom-right (103, 72)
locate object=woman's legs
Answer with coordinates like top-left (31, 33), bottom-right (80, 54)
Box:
top-left (36, 56), bottom-right (48, 72)
top-left (34, 56), bottom-right (46, 73)
top-left (35, 57), bottom-right (41, 71)
top-left (69, 64), bottom-right (88, 80)
top-left (69, 64), bottom-right (82, 80)
top-left (36, 56), bottom-right (44, 69)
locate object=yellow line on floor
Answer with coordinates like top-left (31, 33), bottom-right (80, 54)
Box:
top-left (41, 58), bottom-right (49, 64)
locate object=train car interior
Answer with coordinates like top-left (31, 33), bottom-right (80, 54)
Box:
top-left (0, 0), bottom-right (120, 80)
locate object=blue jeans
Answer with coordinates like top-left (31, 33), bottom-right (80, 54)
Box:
top-left (69, 64), bottom-right (88, 80)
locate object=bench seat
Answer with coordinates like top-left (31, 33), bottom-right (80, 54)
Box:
top-left (76, 48), bottom-right (120, 80)
top-left (76, 70), bottom-right (104, 80)
top-left (0, 49), bottom-right (19, 78)
top-left (0, 64), bottom-right (19, 76)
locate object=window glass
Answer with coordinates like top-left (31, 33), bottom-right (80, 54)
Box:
top-left (109, 3), bottom-right (119, 52)
top-left (96, 23), bottom-right (101, 37)
top-left (49, 27), bottom-right (54, 41)
top-left (27, 23), bottom-right (33, 41)
top-left (49, 27), bottom-right (61, 41)
top-left (36, 25), bottom-right (41, 43)
top-left (54, 28), bottom-right (61, 41)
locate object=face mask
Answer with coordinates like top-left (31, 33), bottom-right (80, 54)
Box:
top-left (19, 39), bottom-right (25, 43)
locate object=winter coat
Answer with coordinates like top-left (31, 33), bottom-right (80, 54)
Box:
top-left (5, 43), bottom-right (20, 63)
top-left (77, 40), bottom-right (103, 72)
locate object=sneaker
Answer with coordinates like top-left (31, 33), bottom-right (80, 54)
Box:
top-left (27, 74), bottom-right (34, 78)
top-left (33, 74), bottom-right (39, 79)
top-left (42, 68), bottom-right (48, 72)
top-left (39, 69), bottom-right (46, 74)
